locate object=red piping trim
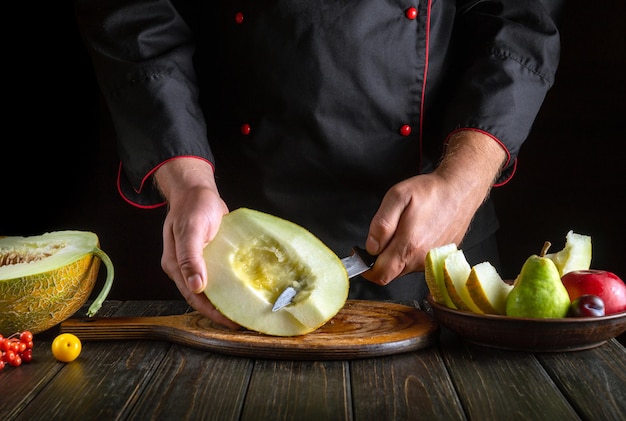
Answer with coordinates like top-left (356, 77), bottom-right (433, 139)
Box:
top-left (418, 0), bottom-right (432, 173)
top-left (493, 157), bottom-right (516, 187)
top-left (116, 156), bottom-right (215, 209)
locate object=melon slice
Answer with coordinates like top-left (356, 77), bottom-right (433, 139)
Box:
top-left (202, 208), bottom-right (349, 336)
top-left (443, 249), bottom-right (483, 313)
top-left (545, 230), bottom-right (592, 276)
top-left (0, 231), bottom-right (114, 334)
top-left (424, 243), bottom-right (458, 309)
top-left (465, 262), bottom-right (513, 315)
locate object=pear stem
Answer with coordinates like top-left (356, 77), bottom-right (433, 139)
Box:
top-left (540, 241), bottom-right (552, 257)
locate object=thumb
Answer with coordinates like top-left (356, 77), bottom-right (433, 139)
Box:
top-left (366, 202), bottom-right (403, 255)
top-left (179, 206), bottom-right (227, 294)
top-left (185, 273), bottom-right (205, 294)
top-left (178, 242), bottom-right (208, 294)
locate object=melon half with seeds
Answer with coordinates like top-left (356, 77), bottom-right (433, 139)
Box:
top-left (203, 208), bottom-right (349, 336)
top-left (0, 231), bottom-right (114, 334)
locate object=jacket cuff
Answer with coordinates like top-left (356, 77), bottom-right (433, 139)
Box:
top-left (116, 157), bottom-right (214, 209)
top-left (443, 127), bottom-right (515, 187)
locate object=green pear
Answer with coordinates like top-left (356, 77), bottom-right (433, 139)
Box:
top-left (506, 242), bottom-right (571, 318)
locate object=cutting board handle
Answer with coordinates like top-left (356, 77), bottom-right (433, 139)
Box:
top-left (62, 313), bottom-right (207, 342)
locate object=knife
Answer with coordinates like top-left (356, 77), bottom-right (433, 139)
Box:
top-left (272, 246), bottom-right (377, 312)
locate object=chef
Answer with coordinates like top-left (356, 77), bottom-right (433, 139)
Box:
top-left (75, 0), bottom-right (562, 326)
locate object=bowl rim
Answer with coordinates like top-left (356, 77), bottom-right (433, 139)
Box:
top-left (425, 294), bottom-right (626, 323)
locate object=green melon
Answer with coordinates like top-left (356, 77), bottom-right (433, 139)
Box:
top-left (0, 231), bottom-right (114, 334)
top-left (203, 208), bottom-right (349, 336)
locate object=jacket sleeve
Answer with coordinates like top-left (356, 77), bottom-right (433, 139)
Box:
top-left (74, 0), bottom-right (211, 207)
top-left (443, 0), bottom-right (563, 185)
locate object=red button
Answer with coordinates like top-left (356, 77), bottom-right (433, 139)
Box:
top-left (235, 12), bottom-right (244, 24)
top-left (405, 7), bottom-right (418, 20)
top-left (399, 124), bottom-right (412, 136)
top-left (240, 123), bottom-right (251, 135)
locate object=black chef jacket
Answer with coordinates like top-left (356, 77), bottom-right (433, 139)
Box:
top-left (75, 0), bottom-right (562, 302)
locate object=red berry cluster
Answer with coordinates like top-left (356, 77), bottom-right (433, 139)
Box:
top-left (0, 331), bottom-right (34, 370)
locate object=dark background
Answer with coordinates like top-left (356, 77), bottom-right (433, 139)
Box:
top-left (2, 1), bottom-right (624, 300)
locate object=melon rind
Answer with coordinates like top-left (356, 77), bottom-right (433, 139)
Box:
top-left (203, 208), bottom-right (349, 336)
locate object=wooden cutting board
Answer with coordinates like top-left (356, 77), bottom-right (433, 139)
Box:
top-left (60, 300), bottom-right (439, 360)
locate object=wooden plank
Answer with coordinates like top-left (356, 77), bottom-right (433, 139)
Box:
top-left (127, 347), bottom-right (253, 420)
top-left (0, 300), bottom-right (123, 420)
top-left (537, 338), bottom-right (626, 420)
top-left (6, 300), bottom-right (624, 420)
top-left (9, 300), bottom-right (189, 420)
top-left (241, 359), bottom-right (351, 420)
top-left (350, 347), bottom-right (466, 420)
top-left (439, 333), bottom-right (579, 421)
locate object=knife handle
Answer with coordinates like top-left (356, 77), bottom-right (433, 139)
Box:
top-left (352, 246), bottom-right (377, 268)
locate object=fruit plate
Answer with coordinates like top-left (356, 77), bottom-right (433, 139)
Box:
top-left (425, 294), bottom-right (626, 352)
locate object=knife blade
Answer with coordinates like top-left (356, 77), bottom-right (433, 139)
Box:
top-left (271, 246), bottom-right (377, 312)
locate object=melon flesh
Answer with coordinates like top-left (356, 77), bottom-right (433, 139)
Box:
top-left (203, 208), bottom-right (349, 336)
top-left (0, 231), bottom-right (100, 278)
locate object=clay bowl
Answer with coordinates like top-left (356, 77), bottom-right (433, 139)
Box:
top-left (426, 294), bottom-right (626, 352)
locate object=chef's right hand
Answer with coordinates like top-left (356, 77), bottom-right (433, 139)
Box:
top-left (363, 130), bottom-right (507, 286)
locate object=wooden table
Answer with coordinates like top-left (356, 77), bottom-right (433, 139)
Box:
top-left (2, 300), bottom-right (625, 420)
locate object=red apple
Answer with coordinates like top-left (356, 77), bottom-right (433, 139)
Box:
top-left (561, 270), bottom-right (626, 315)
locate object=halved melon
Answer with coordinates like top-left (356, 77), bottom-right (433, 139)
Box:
top-left (0, 231), bottom-right (114, 334)
top-left (202, 208), bottom-right (349, 336)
